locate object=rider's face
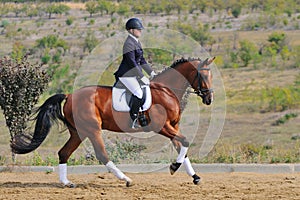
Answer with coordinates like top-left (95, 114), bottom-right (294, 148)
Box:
top-left (130, 29), bottom-right (142, 38)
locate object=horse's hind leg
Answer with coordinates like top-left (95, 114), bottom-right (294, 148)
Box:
top-left (171, 140), bottom-right (201, 185)
top-left (58, 128), bottom-right (82, 187)
top-left (88, 131), bottom-right (133, 187)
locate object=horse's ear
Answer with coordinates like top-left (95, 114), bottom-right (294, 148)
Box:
top-left (207, 57), bottom-right (216, 65)
top-left (199, 58), bottom-right (209, 68)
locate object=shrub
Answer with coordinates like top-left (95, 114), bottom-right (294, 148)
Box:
top-left (273, 113), bottom-right (298, 126)
top-left (293, 46), bottom-right (300, 68)
top-left (1, 20), bottom-right (9, 28)
top-left (83, 30), bottom-right (99, 53)
top-left (66, 17), bottom-right (74, 26)
top-left (41, 53), bottom-right (51, 64)
top-left (105, 138), bottom-right (146, 164)
top-left (36, 35), bottom-right (69, 51)
top-left (89, 19), bottom-right (95, 25)
top-left (11, 42), bottom-right (26, 63)
top-left (261, 86), bottom-right (300, 112)
top-left (231, 5), bottom-right (242, 18)
top-left (0, 56), bottom-right (51, 148)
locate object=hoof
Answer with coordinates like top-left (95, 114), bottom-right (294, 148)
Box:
top-left (124, 177), bottom-right (133, 187)
top-left (126, 180), bottom-right (134, 187)
top-left (169, 162), bottom-right (181, 175)
top-left (192, 174), bottom-right (201, 185)
top-left (63, 182), bottom-right (76, 188)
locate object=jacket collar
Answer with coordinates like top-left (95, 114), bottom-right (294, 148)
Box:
top-left (128, 33), bottom-right (139, 43)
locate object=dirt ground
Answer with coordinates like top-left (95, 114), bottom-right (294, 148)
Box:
top-left (0, 171), bottom-right (299, 200)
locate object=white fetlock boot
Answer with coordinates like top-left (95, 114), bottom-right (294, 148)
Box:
top-left (59, 163), bottom-right (76, 188)
top-left (106, 161), bottom-right (133, 187)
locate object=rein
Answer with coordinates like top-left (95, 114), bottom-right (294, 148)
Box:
top-left (151, 84), bottom-right (195, 94)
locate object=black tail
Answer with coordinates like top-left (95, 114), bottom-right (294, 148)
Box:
top-left (10, 94), bottom-right (67, 154)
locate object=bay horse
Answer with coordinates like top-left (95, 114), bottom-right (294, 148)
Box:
top-left (10, 57), bottom-right (215, 187)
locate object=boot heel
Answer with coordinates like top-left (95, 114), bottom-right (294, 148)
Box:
top-left (138, 112), bottom-right (148, 127)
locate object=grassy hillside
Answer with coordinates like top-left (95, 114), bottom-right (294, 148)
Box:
top-left (0, 2), bottom-right (300, 165)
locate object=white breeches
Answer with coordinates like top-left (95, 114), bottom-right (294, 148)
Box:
top-left (119, 77), bottom-right (143, 99)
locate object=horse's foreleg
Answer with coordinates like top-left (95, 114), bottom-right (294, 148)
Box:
top-left (159, 125), bottom-right (189, 174)
top-left (58, 130), bottom-right (82, 187)
top-left (171, 140), bottom-right (201, 185)
top-left (90, 133), bottom-right (133, 187)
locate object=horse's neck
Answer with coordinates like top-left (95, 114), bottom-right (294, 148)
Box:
top-left (152, 64), bottom-right (191, 102)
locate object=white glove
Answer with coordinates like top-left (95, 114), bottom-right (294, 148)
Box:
top-left (140, 76), bottom-right (150, 85)
top-left (150, 71), bottom-right (157, 79)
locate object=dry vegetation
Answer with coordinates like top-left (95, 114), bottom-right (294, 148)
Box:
top-left (0, 2), bottom-right (300, 165)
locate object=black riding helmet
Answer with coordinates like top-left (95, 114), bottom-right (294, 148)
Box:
top-left (125, 18), bottom-right (144, 30)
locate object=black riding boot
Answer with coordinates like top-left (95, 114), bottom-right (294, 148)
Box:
top-left (129, 95), bottom-right (143, 129)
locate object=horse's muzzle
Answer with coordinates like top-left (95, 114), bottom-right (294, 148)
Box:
top-left (202, 92), bottom-right (213, 105)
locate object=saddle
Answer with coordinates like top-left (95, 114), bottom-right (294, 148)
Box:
top-left (112, 82), bottom-right (152, 112)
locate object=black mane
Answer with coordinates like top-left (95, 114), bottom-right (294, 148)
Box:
top-left (158, 57), bottom-right (202, 75)
top-left (170, 57), bottom-right (201, 68)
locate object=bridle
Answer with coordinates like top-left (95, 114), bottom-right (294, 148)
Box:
top-left (190, 63), bottom-right (213, 98)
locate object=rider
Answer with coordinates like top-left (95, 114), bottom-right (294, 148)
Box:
top-left (114, 18), bottom-right (156, 129)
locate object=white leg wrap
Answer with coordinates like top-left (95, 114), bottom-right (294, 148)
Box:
top-left (59, 163), bottom-right (70, 185)
top-left (183, 157), bottom-right (195, 176)
top-left (176, 146), bottom-right (188, 163)
top-left (106, 161), bottom-right (131, 182)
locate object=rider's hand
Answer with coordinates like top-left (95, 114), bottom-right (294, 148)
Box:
top-left (141, 76), bottom-right (150, 85)
top-left (150, 71), bottom-right (157, 79)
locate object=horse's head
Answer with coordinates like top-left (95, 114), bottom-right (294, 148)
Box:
top-left (191, 57), bottom-right (215, 105)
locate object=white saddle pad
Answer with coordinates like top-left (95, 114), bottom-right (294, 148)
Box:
top-left (112, 85), bottom-right (152, 112)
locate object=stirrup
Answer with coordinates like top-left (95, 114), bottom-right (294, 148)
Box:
top-left (131, 118), bottom-right (141, 129)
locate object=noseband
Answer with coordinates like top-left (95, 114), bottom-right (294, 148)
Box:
top-left (191, 64), bottom-right (213, 98)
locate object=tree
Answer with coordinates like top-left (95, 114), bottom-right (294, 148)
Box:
top-left (85, 1), bottom-right (98, 17)
top-left (0, 4), bottom-right (10, 17)
top-left (26, 5), bottom-right (39, 18)
top-left (11, 3), bottom-right (27, 17)
top-left (44, 3), bottom-right (70, 19)
top-left (97, 0), bottom-right (115, 16)
top-left (44, 4), bottom-right (56, 19)
top-left (172, 21), bottom-right (214, 47)
top-left (117, 3), bottom-right (130, 16)
top-left (238, 40), bottom-right (259, 67)
top-left (173, 0), bottom-right (190, 14)
top-left (149, 1), bottom-right (164, 15)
